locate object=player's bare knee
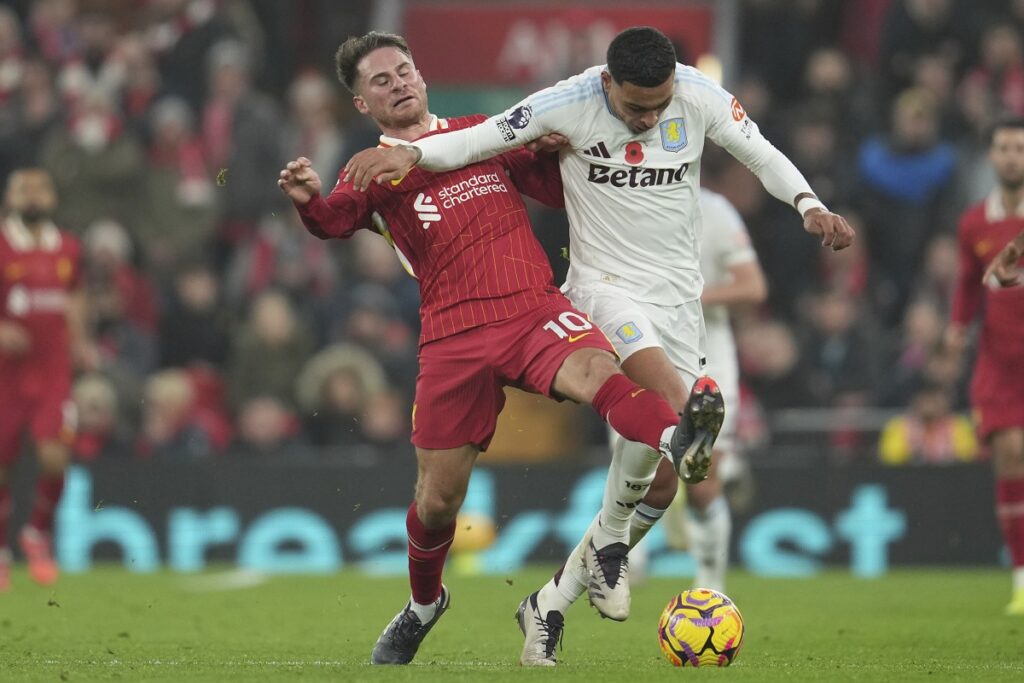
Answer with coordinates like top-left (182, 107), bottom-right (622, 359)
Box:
top-left (416, 487), bottom-right (464, 528)
top-left (578, 350), bottom-right (620, 400)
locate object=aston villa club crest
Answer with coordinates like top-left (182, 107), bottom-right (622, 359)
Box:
top-left (660, 118), bottom-right (687, 152)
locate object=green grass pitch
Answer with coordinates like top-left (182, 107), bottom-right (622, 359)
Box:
top-left (1, 566), bottom-right (1022, 681)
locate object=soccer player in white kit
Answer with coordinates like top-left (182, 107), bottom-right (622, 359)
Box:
top-left (345, 26), bottom-right (855, 665)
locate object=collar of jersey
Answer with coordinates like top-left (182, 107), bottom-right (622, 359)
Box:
top-left (377, 115), bottom-right (447, 148)
top-left (984, 188), bottom-right (1024, 221)
top-left (3, 216), bottom-right (61, 252)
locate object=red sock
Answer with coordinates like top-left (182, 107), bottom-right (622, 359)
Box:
top-left (0, 486), bottom-right (10, 548)
top-left (591, 374), bottom-right (678, 452)
top-left (29, 473), bottom-right (65, 535)
top-left (996, 477), bottom-right (1024, 568)
top-left (406, 502), bottom-right (456, 605)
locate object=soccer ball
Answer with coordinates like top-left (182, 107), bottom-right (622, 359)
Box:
top-left (657, 588), bottom-right (744, 667)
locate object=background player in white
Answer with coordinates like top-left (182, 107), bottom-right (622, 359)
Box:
top-left (345, 26), bottom-right (854, 665)
top-left (676, 187), bottom-right (766, 592)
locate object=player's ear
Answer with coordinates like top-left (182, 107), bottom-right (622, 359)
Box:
top-left (601, 70), bottom-right (612, 92)
top-left (353, 95), bottom-right (370, 115)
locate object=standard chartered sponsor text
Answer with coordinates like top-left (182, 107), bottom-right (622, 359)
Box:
top-left (437, 172), bottom-right (508, 208)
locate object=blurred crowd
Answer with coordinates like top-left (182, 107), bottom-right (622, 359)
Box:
top-left (0, 0), bottom-right (1014, 464)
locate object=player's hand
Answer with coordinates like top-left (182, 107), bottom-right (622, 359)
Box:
top-left (277, 157), bottom-right (321, 205)
top-left (982, 240), bottom-right (1022, 288)
top-left (343, 146), bottom-right (420, 192)
top-left (803, 208), bottom-right (855, 251)
top-left (526, 133), bottom-right (569, 153)
top-left (0, 321), bottom-right (30, 356)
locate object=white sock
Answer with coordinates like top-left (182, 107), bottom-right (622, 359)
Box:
top-left (538, 517), bottom-right (597, 614)
top-left (630, 502), bottom-right (667, 547)
top-left (408, 593), bottom-right (442, 622)
top-left (1014, 567), bottom-right (1024, 591)
top-left (686, 495), bottom-right (731, 592)
top-left (592, 431), bottom-right (660, 548)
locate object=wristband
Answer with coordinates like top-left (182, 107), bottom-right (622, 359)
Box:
top-left (796, 196), bottom-right (827, 217)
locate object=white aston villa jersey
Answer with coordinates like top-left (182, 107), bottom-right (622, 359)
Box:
top-left (414, 63), bottom-right (811, 305)
top-left (699, 188), bottom-right (757, 332)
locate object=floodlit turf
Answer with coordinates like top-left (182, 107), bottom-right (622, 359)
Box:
top-left (1, 566), bottom-right (1022, 682)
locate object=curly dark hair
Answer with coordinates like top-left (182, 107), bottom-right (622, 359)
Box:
top-left (606, 26), bottom-right (677, 87)
top-left (335, 31), bottom-right (412, 93)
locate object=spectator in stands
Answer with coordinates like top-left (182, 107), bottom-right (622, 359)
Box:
top-left (142, 96), bottom-right (218, 272)
top-left (879, 378), bottom-right (979, 464)
top-left (881, 299), bottom-right (946, 406)
top-left (0, 7), bottom-right (24, 105)
top-left (284, 70), bottom-right (345, 188)
top-left (40, 91), bottom-right (145, 232)
top-left (878, 0), bottom-right (978, 99)
top-left (137, 368), bottom-right (212, 459)
top-left (223, 211), bottom-right (338, 328)
top-left (359, 389), bottom-right (409, 450)
top-left (159, 258), bottom-right (232, 369)
top-left (334, 283), bottom-right (417, 388)
top-left (201, 39), bottom-right (284, 261)
top-left (226, 289), bottom-right (313, 413)
top-left (738, 319), bottom-right (815, 411)
top-left (801, 288), bottom-right (879, 408)
top-left (0, 57), bottom-right (60, 182)
top-left (960, 22), bottom-right (1024, 131)
top-left (295, 343), bottom-right (388, 449)
top-left (857, 87), bottom-right (958, 323)
top-left (84, 218), bottom-right (158, 333)
top-left (912, 52), bottom-right (966, 139)
top-left (72, 372), bottom-right (130, 461)
top-left (230, 395), bottom-right (305, 457)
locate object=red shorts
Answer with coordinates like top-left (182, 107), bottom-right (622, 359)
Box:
top-left (971, 353), bottom-right (1024, 441)
top-left (0, 387), bottom-right (75, 464)
top-left (412, 293), bottom-right (615, 451)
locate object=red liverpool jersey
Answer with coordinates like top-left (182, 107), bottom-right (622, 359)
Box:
top-left (0, 218), bottom-right (81, 396)
top-left (951, 193), bottom-right (1024, 361)
top-left (297, 115), bottom-right (564, 344)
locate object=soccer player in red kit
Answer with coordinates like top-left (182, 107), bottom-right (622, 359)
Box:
top-left (946, 118), bottom-right (1024, 615)
top-left (0, 168), bottom-right (87, 591)
top-left (278, 32), bottom-right (722, 664)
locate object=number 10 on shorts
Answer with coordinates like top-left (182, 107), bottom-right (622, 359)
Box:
top-left (543, 311), bottom-right (594, 341)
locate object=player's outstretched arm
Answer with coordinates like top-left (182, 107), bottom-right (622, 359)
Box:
top-left (278, 156), bottom-right (322, 204)
top-left (982, 229), bottom-right (1024, 287)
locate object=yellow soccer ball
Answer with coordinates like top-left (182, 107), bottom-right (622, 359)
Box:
top-left (657, 588), bottom-right (744, 667)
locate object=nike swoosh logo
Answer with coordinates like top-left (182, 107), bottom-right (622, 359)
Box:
top-left (567, 332), bottom-right (592, 343)
top-left (630, 389), bottom-right (645, 398)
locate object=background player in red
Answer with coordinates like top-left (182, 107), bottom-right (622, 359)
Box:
top-left (0, 168), bottom-right (88, 591)
top-left (278, 32), bottom-right (719, 664)
top-left (946, 117), bottom-right (1024, 615)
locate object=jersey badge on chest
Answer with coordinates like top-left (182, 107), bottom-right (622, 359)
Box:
top-left (659, 118), bottom-right (687, 152)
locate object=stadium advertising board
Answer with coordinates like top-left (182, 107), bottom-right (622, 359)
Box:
top-left (401, 4), bottom-right (714, 86)
top-left (19, 460), bottom-right (1003, 577)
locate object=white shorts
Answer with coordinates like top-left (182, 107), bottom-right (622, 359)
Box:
top-left (563, 281), bottom-right (705, 394)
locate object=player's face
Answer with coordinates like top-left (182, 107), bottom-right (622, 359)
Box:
top-left (4, 169), bottom-right (57, 224)
top-left (990, 128), bottom-right (1024, 190)
top-left (353, 47), bottom-right (428, 130)
top-left (602, 71), bottom-right (674, 135)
